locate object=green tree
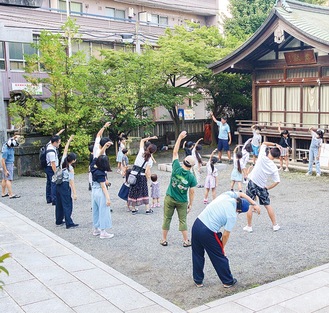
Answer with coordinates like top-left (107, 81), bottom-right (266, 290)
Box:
top-left (225, 0), bottom-right (327, 40)
top-left (196, 73), bottom-right (252, 141)
top-left (155, 24), bottom-right (225, 137)
top-left (86, 47), bottom-right (161, 140)
top-left (9, 19), bottom-right (95, 157)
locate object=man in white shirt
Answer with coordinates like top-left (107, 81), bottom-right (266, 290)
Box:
top-left (45, 132), bottom-right (63, 205)
top-left (244, 142), bottom-right (282, 232)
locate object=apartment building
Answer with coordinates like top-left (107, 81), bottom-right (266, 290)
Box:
top-left (0, 0), bottom-right (230, 142)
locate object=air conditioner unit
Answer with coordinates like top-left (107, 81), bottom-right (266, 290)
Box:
top-left (128, 7), bottom-right (134, 18)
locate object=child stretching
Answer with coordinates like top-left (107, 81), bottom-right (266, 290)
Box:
top-left (278, 122), bottom-right (291, 172)
top-left (230, 146), bottom-right (243, 192)
top-left (251, 124), bottom-right (262, 165)
top-left (191, 138), bottom-right (204, 188)
top-left (150, 174), bottom-right (160, 208)
top-left (203, 149), bottom-right (218, 204)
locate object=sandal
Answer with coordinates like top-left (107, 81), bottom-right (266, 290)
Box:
top-left (9, 195), bottom-right (21, 199)
top-left (145, 209), bottom-right (153, 214)
top-left (1, 193), bottom-right (9, 197)
top-left (183, 240), bottom-right (191, 247)
top-left (160, 240), bottom-right (168, 246)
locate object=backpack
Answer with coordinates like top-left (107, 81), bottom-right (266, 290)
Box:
top-left (39, 144), bottom-right (55, 169)
top-left (52, 167), bottom-right (64, 185)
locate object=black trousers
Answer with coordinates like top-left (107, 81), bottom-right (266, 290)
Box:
top-left (192, 218), bottom-right (234, 285)
top-left (55, 182), bottom-right (74, 227)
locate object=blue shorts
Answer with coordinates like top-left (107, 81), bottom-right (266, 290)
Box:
top-left (246, 180), bottom-right (270, 206)
top-left (252, 144), bottom-right (260, 156)
top-left (217, 139), bottom-right (229, 151)
top-left (2, 163), bottom-right (14, 181)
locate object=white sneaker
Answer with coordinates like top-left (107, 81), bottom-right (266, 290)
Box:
top-left (316, 173), bottom-right (321, 177)
top-left (243, 225), bottom-right (253, 233)
top-left (273, 224), bottom-right (281, 232)
top-left (305, 172), bottom-right (311, 176)
top-left (278, 167), bottom-right (283, 171)
top-left (92, 229), bottom-right (101, 236)
top-left (100, 231), bottom-right (114, 239)
top-left (284, 168), bottom-right (289, 172)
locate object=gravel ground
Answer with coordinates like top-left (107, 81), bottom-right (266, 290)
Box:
top-left (2, 148), bottom-right (329, 311)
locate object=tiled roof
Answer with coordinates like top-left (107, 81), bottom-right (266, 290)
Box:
top-left (277, 0), bottom-right (329, 45)
top-left (209, 0), bottom-right (329, 73)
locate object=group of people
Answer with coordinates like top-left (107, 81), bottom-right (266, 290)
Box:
top-left (1, 115), bottom-right (326, 289)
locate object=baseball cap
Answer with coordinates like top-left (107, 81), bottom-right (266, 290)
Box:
top-left (183, 155), bottom-right (195, 167)
top-left (237, 198), bottom-right (250, 213)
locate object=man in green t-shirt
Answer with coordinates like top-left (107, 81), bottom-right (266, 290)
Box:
top-left (161, 131), bottom-right (197, 248)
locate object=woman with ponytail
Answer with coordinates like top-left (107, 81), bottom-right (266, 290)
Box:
top-left (230, 146), bottom-right (243, 192)
top-left (128, 136), bottom-right (157, 215)
top-left (55, 135), bottom-right (79, 229)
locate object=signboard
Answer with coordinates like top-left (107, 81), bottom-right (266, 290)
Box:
top-left (184, 109), bottom-right (195, 120)
top-left (284, 49), bottom-right (317, 66)
top-left (178, 108), bottom-right (184, 120)
top-left (12, 83), bottom-right (43, 96)
top-left (320, 144), bottom-right (329, 167)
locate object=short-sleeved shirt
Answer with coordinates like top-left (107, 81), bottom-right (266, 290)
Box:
top-left (279, 136), bottom-right (291, 148)
top-left (310, 131), bottom-right (322, 149)
top-left (248, 145), bottom-right (280, 188)
top-left (90, 158), bottom-right (107, 183)
top-left (1, 144), bottom-right (14, 163)
top-left (166, 159), bottom-right (197, 203)
top-left (198, 191), bottom-right (238, 232)
top-left (216, 122), bottom-right (230, 140)
top-left (122, 155), bottom-right (129, 167)
top-left (60, 155), bottom-right (74, 182)
top-left (46, 143), bottom-right (58, 167)
top-left (251, 130), bottom-right (262, 147)
top-left (133, 147), bottom-right (152, 175)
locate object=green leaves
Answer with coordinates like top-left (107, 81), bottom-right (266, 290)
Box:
top-left (0, 253), bottom-right (11, 290)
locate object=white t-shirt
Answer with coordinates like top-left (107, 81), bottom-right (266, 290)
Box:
top-left (133, 147), bottom-right (152, 175)
top-left (248, 145), bottom-right (280, 188)
top-left (251, 130), bottom-right (262, 147)
top-left (46, 143), bottom-right (58, 167)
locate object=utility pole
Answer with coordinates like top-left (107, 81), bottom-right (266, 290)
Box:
top-left (135, 17), bottom-right (140, 54)
top-left (66, 0), bottom-right (72, 57)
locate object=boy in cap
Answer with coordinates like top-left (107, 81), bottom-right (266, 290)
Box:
top-left (160, 131), bottom-right (197, 247)
top-left (192, 191), bottom-right (260, 288)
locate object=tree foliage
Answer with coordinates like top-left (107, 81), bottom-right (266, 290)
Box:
top-left (9, 19), bottom-right (102, 157)
top-left (225, 0), bottom-right (327, 41)
top-left (154, 23), bottom-right (225, 136)
top-left (86, 47), bottom-right (161, 139)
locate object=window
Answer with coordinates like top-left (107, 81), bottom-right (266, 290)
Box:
top-left (150, 14), bottom-right (168, 26)
top-left (105, 7), bottom-right (125, 20)
top-left (90, 42), bottom-right (114, 60)
top-left (0, 41), bottom-right (5, 70)
top-left (9, 42), bottom-right (37, 71)
top-left (59, 0), bottom-right (82, 15)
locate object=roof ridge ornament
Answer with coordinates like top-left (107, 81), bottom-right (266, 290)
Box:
top-left (274, 26), bottom-right (285, 44)
top-left (275, 0), bottom-right (293, 13)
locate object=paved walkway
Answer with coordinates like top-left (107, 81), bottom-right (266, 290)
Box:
top-left (1, 202), bottom-right (329, 313)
